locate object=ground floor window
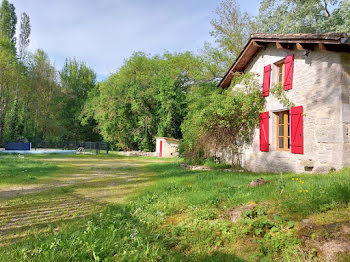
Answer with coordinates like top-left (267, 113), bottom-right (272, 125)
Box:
top-left (276, 110), bottom-right (290, 151)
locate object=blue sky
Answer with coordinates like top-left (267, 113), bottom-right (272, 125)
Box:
top-left (12, 0), bottom-right (260, 81)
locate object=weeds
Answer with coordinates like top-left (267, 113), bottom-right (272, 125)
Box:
top-left (0, 155), bottom-right (60, 185)
top-left (0, 157), bottom-right (349, 261)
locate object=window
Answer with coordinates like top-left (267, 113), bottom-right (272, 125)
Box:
top-left (276, 111), bottom-right (290, 151)
top-left (276, 60), bottom-right (285, 84)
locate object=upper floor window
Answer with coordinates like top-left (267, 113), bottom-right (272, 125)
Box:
top-left (275, 60), bottom-right (285, 85)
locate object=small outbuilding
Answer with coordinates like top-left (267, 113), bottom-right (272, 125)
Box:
top-left (156, 137), bottom-right (180, 157)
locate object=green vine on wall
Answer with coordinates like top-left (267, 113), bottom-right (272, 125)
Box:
top-left (270, 83), bottom-right (295, 108)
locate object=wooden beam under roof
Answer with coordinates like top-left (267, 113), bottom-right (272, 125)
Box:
top-left (252, 41), bottom-right (266, 48)
top-left (318, 43), bottom-right (328, 51)
top-left (296, 43), bottom-right (314, 51)
top-left (318, 43), bottom-right (350, 52)
top-left (276, 42), bottom-right (292, 50)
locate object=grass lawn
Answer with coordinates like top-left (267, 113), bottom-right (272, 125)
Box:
top-left (0, 154), bottom-right (349, 261)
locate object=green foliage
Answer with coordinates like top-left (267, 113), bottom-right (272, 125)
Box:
top-left (257, 0), bottom-right (350, 33)
top-left (210, 0), bottom-right (257, 60)
top-left (0, 33), bottom-right (17, 140)
top-left (59, 58), bottom-right (100, 141)
top-left (200, 42), bottom-right (234, 79)
top-left (202, 0), bottom-right (258, 79)
top-left (83, 52), bottom-right (206, 151)
top-left (180, 73), bottom-right (265, 164)
top-left (206, 0), bottom-right (349, 79)
top-left (0, 0), bottom-right (16, 45)
top-left (270, 83), bottom-right (296, 108)
top-left (23, 49), bottom-right (61, 141)
top-left (6, 12), bottom-right (30, 141)
top-left (18, 12), bottom-right (30, 61)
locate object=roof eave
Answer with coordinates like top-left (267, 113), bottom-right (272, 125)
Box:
top-left (218, 33), bottom-right (350, 89)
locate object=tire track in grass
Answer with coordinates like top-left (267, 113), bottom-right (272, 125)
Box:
top-left (0, 156), bottom-right (163, 246)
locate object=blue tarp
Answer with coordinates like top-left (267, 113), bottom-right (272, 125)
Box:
top-left (5, 142), bottom-right (31, 151)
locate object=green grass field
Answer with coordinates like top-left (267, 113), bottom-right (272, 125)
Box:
top-left (0, 154), bottom-right (349, 261)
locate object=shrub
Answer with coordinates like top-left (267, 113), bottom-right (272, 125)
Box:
top-left (180, 73), bottom-right (265, 166)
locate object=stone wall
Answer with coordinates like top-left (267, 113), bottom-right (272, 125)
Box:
top-left (211, 147), bottom-right (243, 167)
top-left (118, 151), bottom-right (157, 157)
top-left (230, 44), bottom-right (346, 173)
top-left (162, 140), bottom-right (179, 157)
top-left (341, 52), bottom-right (350, 167)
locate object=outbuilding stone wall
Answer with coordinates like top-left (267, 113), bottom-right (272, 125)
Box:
top-left (156, 138), bottom-right (179, 158)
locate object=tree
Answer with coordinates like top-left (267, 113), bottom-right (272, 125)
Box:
top-left (200, 0), bottom-right (257, 79)
top-left (154, 52), bottom-right (200, 140)
top-left (25, 49), bottom-right (60, 141)
top-left (210, 0), bottom-right (256, 59)
top-left (83, 52), bottom-right (206, 151)
top-left (257, 0), bottom-right (350, 33)
top-left (0, 34), bottom-right (16, 140)
top-left (6, 12), bottom-right (31, 140)
top-left (0, 0), bottom-right (17, 45)
top-left (328, 0), bottom-right (350, 32)
top-left (180, 74), bottom-right (265, 166)
top-left (59, 58), bottom-right (100, 141)
top-left (200, 42), bottom-right (234, 80)
top-left (18, 12), bottom-right (30, 61)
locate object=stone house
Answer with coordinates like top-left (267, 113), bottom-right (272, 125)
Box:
top-left (218, 33), bottom-right (350, 173)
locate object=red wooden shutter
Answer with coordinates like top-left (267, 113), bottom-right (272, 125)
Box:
top-left (160, 140), bottom-right (163, 157)
top-left (284, 54), bottom-right (294, 90)
top-left (291, 106), bottom-right (303, 154)
top-left (260, 112), bottom-right (269, 152)
top-left (262, 65), bottom-right (271, 97)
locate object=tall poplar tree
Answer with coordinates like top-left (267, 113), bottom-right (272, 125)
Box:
top-left (18, 12), bottom-right (30, 61)
top-left (7, 12), bottom-right (31, 140)
top-left (0, 0), bottom-right (17, 140)
top-left (0, 0), bottom-right (16, 45)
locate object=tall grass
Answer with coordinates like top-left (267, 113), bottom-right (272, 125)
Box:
top-left (1, 161), bottom-right (350, 261)
top-left (0, 155), bottom-right (61, 185)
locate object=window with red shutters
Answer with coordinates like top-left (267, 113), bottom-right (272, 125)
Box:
top-left (263, 65), bottom-right (271, 97)
top-left (260, 112), bottom-right (269, 152)
top-left (275, 110), bottom-right (290, 151)
top-left (283, 54), bottom-right (294, 90)
top-left (291, 106), bottom-right (303, 154)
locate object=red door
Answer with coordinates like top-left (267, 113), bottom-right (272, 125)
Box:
top-left (160, 140), bottom-right (163, 157)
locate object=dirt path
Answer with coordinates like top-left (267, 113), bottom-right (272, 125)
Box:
top-left (0, 156), bottom-right (166, 246)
